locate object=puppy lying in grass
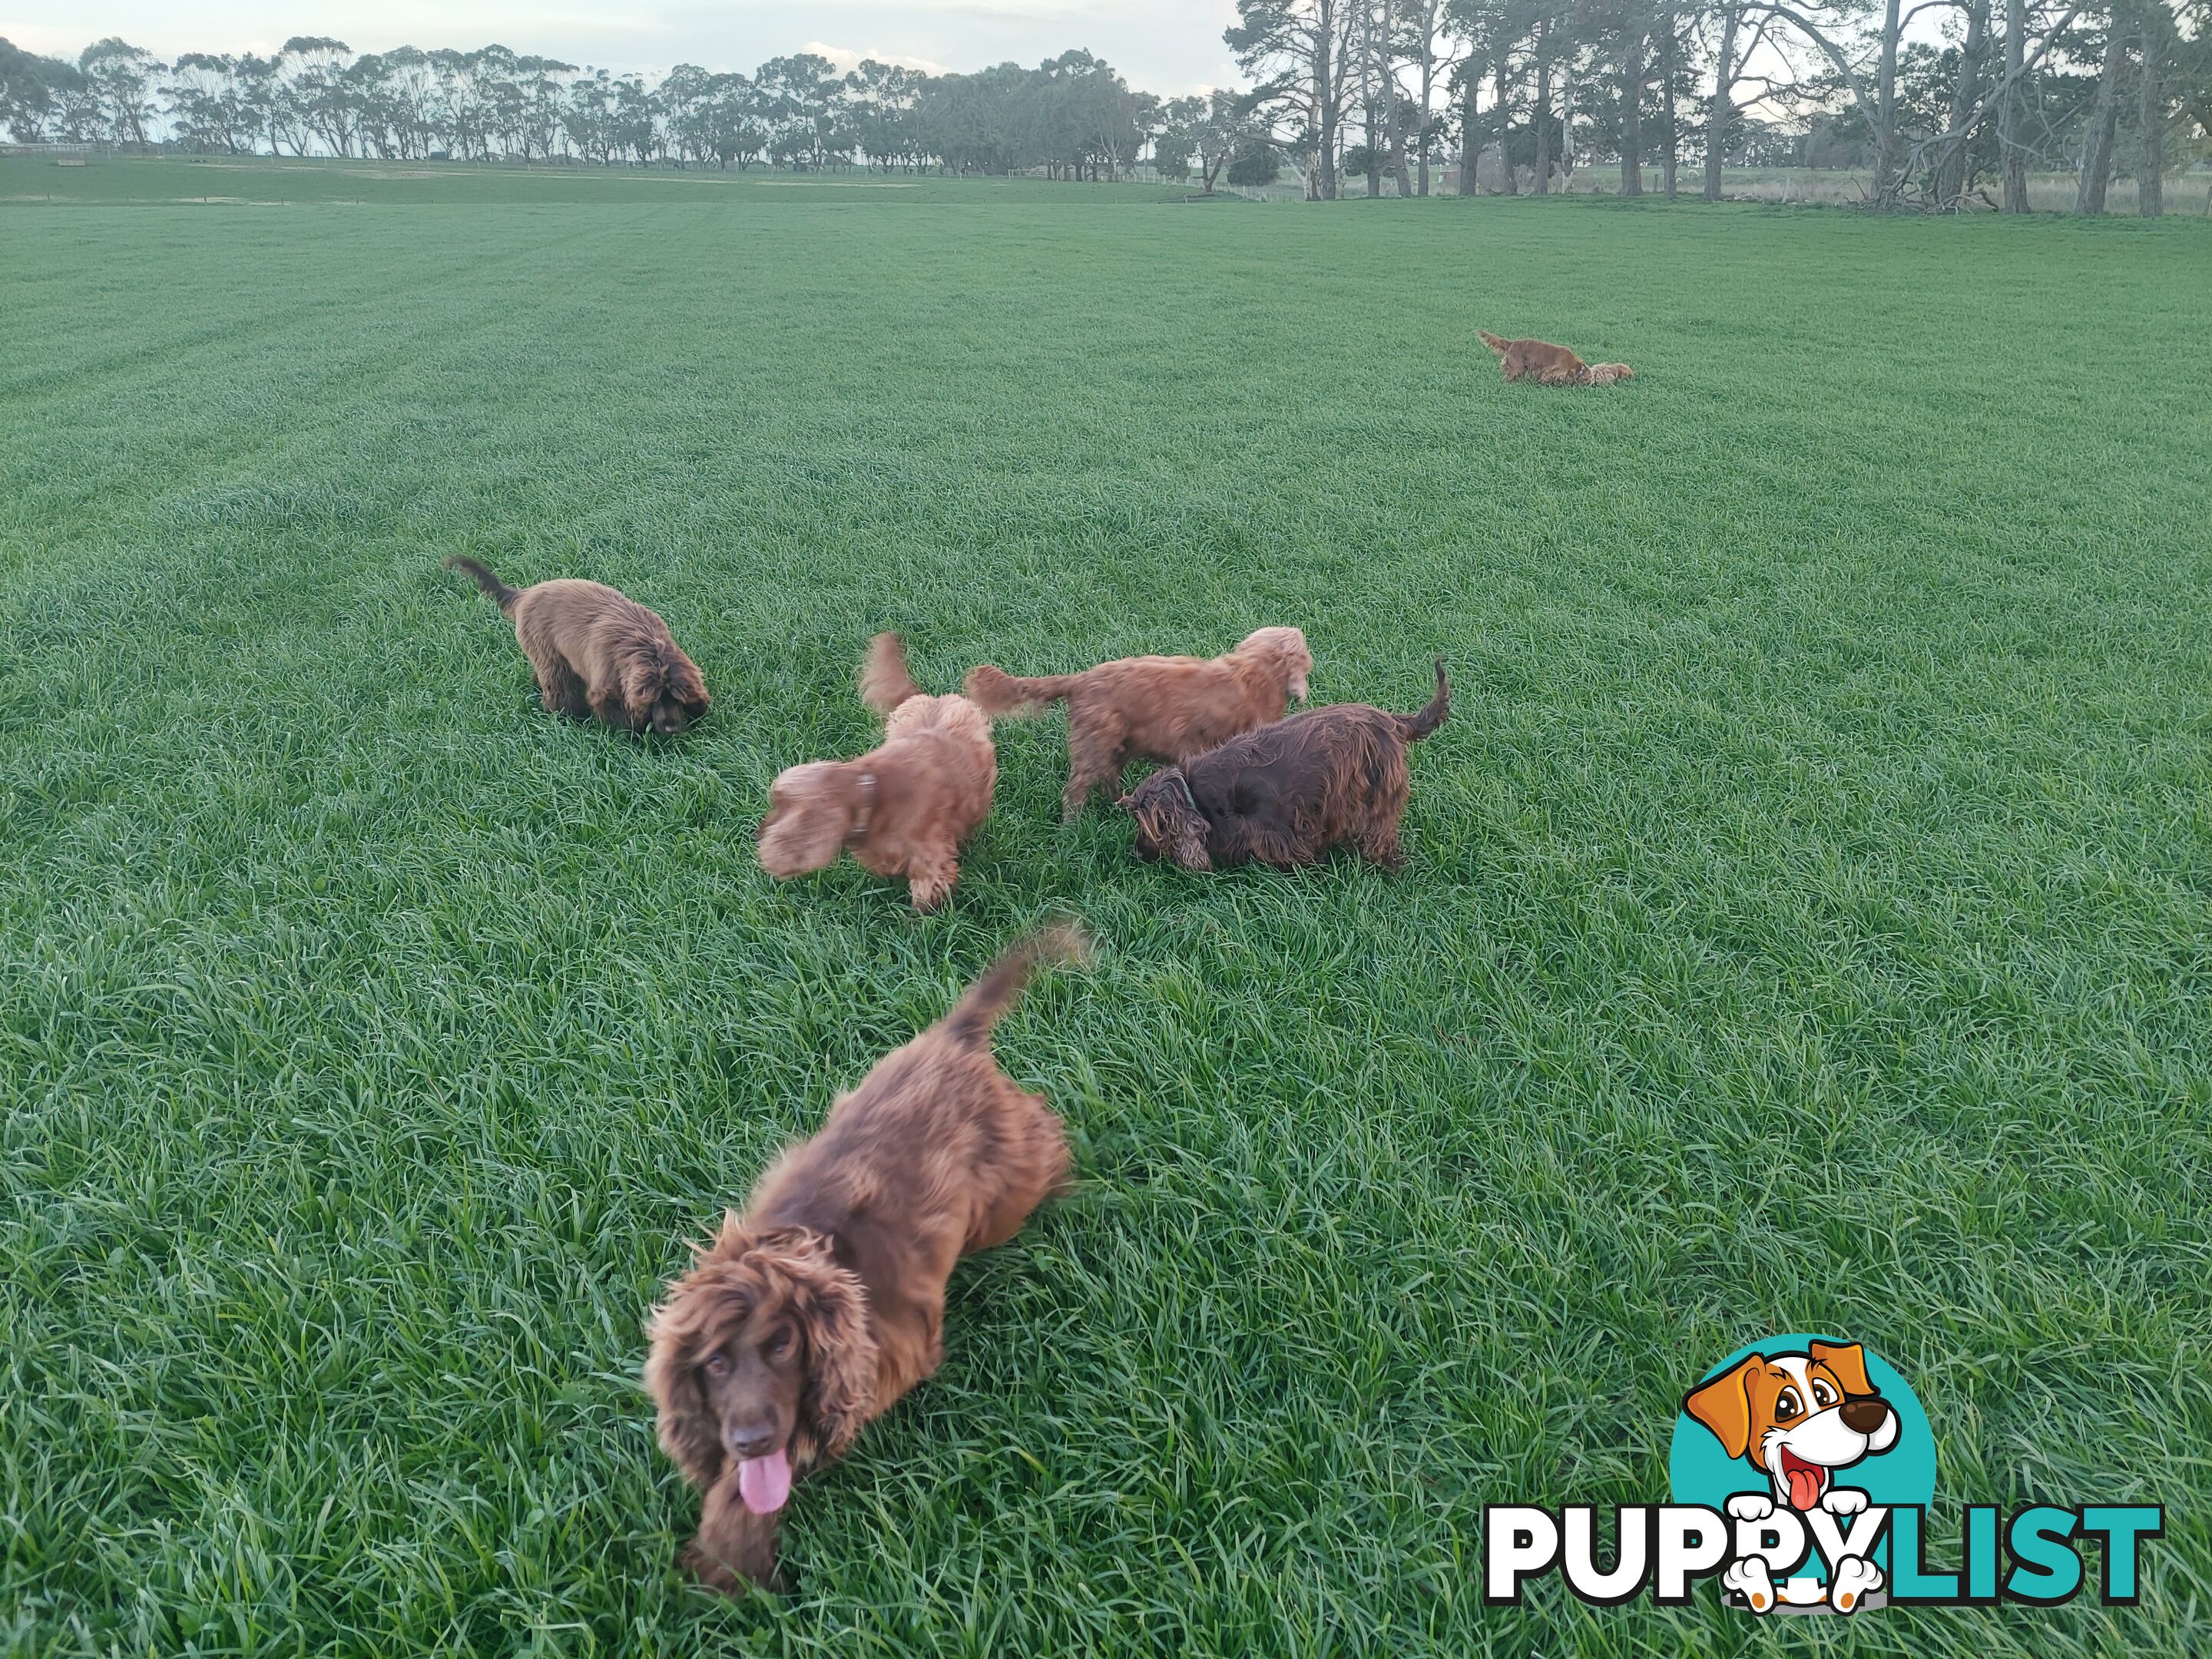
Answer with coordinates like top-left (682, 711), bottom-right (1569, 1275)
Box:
top-left (757, 634), bottom-right (994, 911)
top-left (445, 557), bottom-right (708, 734)
top-left (1121, 661), bottom-right (1448, 872)
top-left (644, 925), bottom-right (1085, 1593)
top-left (1478, 330), bottom-right (1633, 387)
top-left (964, 627), bottom-right (1312, 819)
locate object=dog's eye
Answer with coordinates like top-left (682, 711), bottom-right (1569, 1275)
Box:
top-left (701, 1353), bottom-right (730, 1379)
top-left (1774, 1387), bottom-right (1803, 1420)
top-left (1811, 1379), bottom-right (1837, 1409)
top-left (767, 1326), bottom-right (794, 1359)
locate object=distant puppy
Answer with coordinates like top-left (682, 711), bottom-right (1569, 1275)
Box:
top-left (757, 634), bottom-right (994, 910)
top-left (445, 557), bottom-right (708, 735)
top-left (1121, 661), bottom-right (1447, 872)
top-left (1477, 330), bottom-right (1630, 387)
top-left (965, 628), bottom-right (1313, 819)
top-left (644, 925), bottom-right (1084, 1592)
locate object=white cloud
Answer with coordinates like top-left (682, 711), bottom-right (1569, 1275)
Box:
top-left (799, 41), bottom-right (955, 77)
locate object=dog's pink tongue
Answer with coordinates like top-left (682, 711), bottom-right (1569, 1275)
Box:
top-left (1786, 1465), bottom-right (1823, 1512)
top-left (738, 1450), bottom-right (792, 1515)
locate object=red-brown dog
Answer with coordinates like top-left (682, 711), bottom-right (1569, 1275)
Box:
top-left (757, 634), bottom-right (994, 910)
top-left (644, 926), bottom-right (1084, 1591)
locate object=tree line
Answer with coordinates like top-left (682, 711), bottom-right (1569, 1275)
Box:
top-left (0, 39), bottom-right (1158, 179)
top-left (2, 12), bottom-right (2206, 213)
top-left (1231, 0), bottom-right (2208, 209)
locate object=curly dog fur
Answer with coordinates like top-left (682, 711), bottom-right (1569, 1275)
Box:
top-left (1121, 661), bottom-right (1448, 872)
top-left (643, 926), bottom-right (1084, 1591)
top-left (965, 627), bottom-right (1313, 819)
top-left (1477, 330), bottom-right (1633, 388)
top-left (445, 557), bottom-right (708, 734)
top-left (757, 634), bottom-right (995, 911)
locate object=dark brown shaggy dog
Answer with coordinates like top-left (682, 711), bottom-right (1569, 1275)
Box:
top-left (1477, 330), bottom-right (1632, 388)
top-left (1121, 661), bottom-right (1448, 872)
top-left (965, 627), bottom-right (1312, 819)
top-left (757, 634), bottom-right (994, 911)
top-left (644, 926), bottom-right (1084, 1592)
top-left (445, 557), bottom-right (709, 734)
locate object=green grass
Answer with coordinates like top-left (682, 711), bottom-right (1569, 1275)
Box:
top-left (3, 157), bottom-right (2210, 1657)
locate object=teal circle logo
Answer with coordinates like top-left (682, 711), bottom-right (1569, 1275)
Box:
top-left (1669, 1335), bottom-right (1935, 1611)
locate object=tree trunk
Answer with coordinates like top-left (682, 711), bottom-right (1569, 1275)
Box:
top-left (1385, 0), bottom-right (1413, 194)
top-left (1936, 0), bottom-right (1989, 206)
top-left (2001, 0), bottom-right (2028, 210)
top-left (1534, 19), bottom-right (1551, 194)
top-left (2073, 24), bottom-right (2126, 214)
top-left (1659, 10), bottom-right (1679, 197)
top-left (1495, 49), bottom-right (1518, 193)
top-left (1459, 65), bottom-right (1481, 194)
top-left (1418, 39), bottom-right (1435, 194)
top-left (2137, 0), bottom-right (2166, 216)
top-left (1621, 26), bottom-right (1646, 196)
top-left (1560, 49), bottom-right (1575, 183)
top-left (1318, 22), bottom-right (1340, 199)
top-left (1706, 6), bottom-right (1738, 200)
top-left (1353, 0), bottom-right (1371, 194)
top-left (1874, 0), bottom-right (1903, 201)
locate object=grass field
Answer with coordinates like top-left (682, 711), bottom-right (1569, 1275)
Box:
top-left (3, 155), bottom-right (2210, 1657)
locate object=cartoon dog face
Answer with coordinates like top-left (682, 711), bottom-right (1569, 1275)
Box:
top-left (1684, 1341), bottom-right (1899, 1512)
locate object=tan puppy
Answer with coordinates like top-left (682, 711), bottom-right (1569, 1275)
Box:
top-left (965, 627), bottom-right (1312, 819)
top-left (757, 634), bottom-right (994, 910)
top-left (1477, 330), bottom-right (1631, 387)
top-left (445, 557), bottom-right (708, 734)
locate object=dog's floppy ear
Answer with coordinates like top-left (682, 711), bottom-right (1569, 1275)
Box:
top-left (644, 1258), bottom-right (747, 1489)
top-left (1684, 1355), bottom-right (1763, 1460)
top-left (756, 762), bottom-right (861, 876)
top-left (1808, 1339), bottom-right (1875, 1397)
top-left (1166, 810), bottom-right (1212, 871)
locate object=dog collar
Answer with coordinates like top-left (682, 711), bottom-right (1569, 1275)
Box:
top-left (847, 771), bottom-right (876, 844)
top-left (1171, 770), bottom-right (1199, 813)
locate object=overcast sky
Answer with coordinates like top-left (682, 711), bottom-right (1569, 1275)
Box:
top-left (1, 2), bottom-right (1252, 97)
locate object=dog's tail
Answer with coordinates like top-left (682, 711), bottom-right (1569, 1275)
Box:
top-left (860, 631), bottom-right (926, 715)
top-left (1396, 659), bottom-right (1449, 742)
top-left (941, 922), bottom-right (1089, 1047)
top-left (1477, 329), bottom-right (1508, 354)
top-left (962, 664), bottom-right (1084, 717)
top-left (445, 555), bottom-right (519, 614)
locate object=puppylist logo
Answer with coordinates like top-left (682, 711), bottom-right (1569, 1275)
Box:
top-left (1485, 1334), bottom-right (2164, 1615)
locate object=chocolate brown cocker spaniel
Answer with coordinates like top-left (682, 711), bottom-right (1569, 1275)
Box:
top-left (965, 627), bottom-right (1311, 819)
top-left (445, 557), bottom-right (708, 735)
top-left (1121, 661), bottom-right (1448, 872)
top-left (757, 634), bottom-right (995, 911)
top-left (643, 925), bottom-right (1085, 1592)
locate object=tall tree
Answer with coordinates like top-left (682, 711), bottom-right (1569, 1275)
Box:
top-left (2000, 0), bottom-right (2029, 207)
top-left (1705, 3), bottom-right (1743, 199)
top-left (1228, 0), bottom-right (1351, 197)
top-left (79, 37), bottom-right (162, 147)
top-left (2135, 0), bottom-right (2171, 214)
top-left (2073, 10), bottom-right (2129, 212)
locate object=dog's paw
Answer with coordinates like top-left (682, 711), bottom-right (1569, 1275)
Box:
top-left (1722, 1557), bottom-right (1778, 1614)
top-left (1829, 1555), bottom-right (1883, 1614)
top-left (1726, 1494), bottom-right (1775, 1522)
top-left (1822, 1487), bottom-right (1870, 1517)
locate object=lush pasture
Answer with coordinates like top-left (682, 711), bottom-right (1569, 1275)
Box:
top-left (2, 157), bottom-right (2208, 1657)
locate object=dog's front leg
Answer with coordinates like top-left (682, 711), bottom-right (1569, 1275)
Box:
top-left (906, 847), bottom-right (959, 911)
top-left (685, 1470), bottom-right (782, 1594)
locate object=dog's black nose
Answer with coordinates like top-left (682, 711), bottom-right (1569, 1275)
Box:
top-left (727, 1425), bottom-right (780, 1459)
top-left (1840, 1396), bottom-right (1892, 1435)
